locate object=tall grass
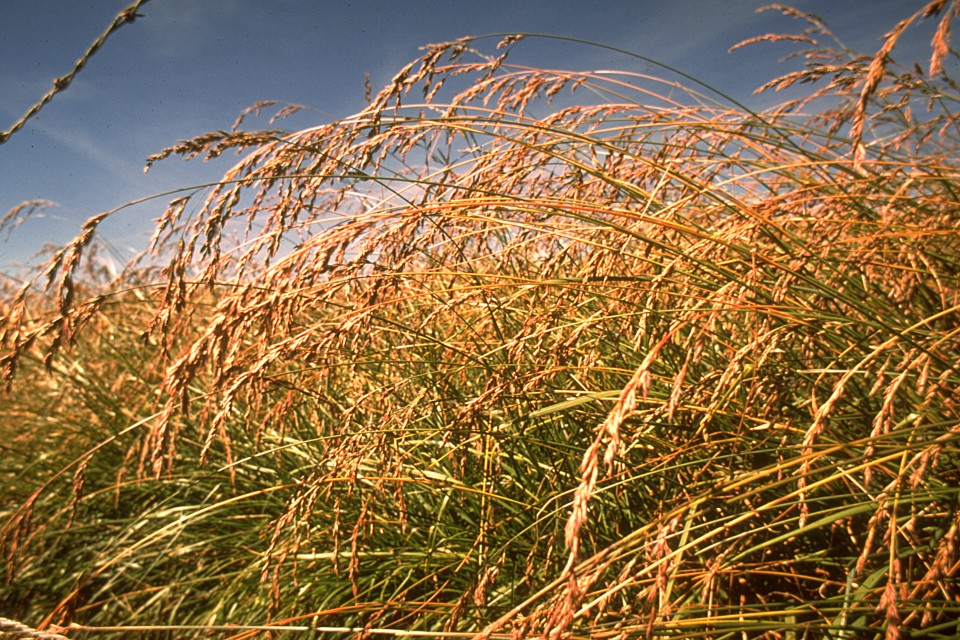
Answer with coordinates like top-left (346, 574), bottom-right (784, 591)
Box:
top-left (2, 3), bottom-right (959, 638)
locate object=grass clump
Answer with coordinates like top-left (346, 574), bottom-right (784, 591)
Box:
top-left (2, 4), bottom-right (960, 638)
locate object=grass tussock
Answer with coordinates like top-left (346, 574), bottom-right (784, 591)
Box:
top-left (2, 4), bottom-right (960, 639)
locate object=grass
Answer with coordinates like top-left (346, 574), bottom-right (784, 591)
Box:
top-left (2, 3), bottom-right (959, 638)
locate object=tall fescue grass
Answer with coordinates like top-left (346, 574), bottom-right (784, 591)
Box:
top-left (2, 3), bottom-right (959, 638)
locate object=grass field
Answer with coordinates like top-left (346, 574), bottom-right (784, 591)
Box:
top-left (2, 3), bottom-right (959, 638)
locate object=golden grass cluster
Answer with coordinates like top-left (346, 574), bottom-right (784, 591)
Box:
top-left (2, 3), bottom-right (959, 638)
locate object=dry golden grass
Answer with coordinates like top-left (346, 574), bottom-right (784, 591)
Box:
top-left (2, 3), bottom-right (960, 639)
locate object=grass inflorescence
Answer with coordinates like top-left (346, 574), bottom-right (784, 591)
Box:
top-left (2, 4), bottom-right (959, 639)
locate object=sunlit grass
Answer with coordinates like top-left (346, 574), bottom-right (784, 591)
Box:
top-left (2, 4), bottom-right (960, 639)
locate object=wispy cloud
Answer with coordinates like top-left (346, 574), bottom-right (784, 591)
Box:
top-left (33, 120), bottom-right (143, 190)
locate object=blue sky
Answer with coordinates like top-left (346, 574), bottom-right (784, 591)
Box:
top-left (0, 0), bottom-right (926, 274)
